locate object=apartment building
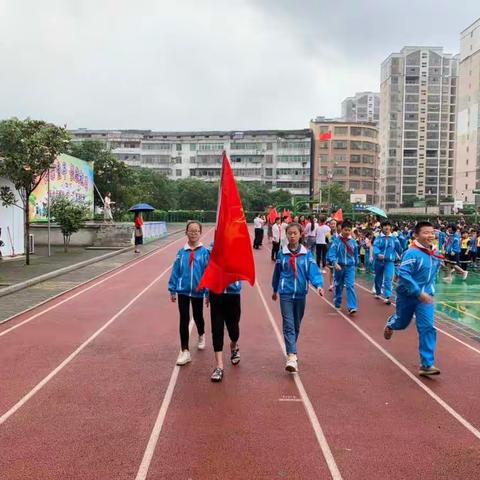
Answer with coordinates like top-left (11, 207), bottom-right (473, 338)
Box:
top-left (310, 119), bottom-right (379, 205)
top-left (70, 129), bottom-right (313, 196)
top-left (455, 18), bottom-right (480, 204)
top-left (379, 47), bottom-right (458, 209)
top-left (341, 92), bottom-right (380, 123)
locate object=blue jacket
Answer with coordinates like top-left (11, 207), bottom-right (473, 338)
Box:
top-left (395, 232), bottom-right (408, 252)
top-left (168, 244), bottom-right (210, 297)
top-left (328, 236), bottom-right (359, 267)
top-left (438, 231), bottom-right (446, 250)
top-left (326, 233), bottom-right (339, 264)
top-left (396, 244), bottom-right (442, 297)
top-left (373, 234), bottom-right (402, 262)
top-left (469, 237), bottom-right (478, 253)
top-left (272, 245), bottom-right (323, 298)
top-left (444, 232), bottom-right (461, 254)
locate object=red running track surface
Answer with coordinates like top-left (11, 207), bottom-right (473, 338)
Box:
top-left (0, 235), bottom-right (479, 479)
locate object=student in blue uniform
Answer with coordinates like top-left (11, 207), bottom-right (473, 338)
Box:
top-left (168, 221), bottom-right (210, 366)
top-left (272, 222), bottom-right (324, 373)
top-left (437, 226), bottom-right (446, 253)
top-left (384, 221), bottom-right (443, 376)
top-left (328, 219), bottom-right (359, 315)
top-left (444, 224), bottom-right (468, 282)
top-left (373, 221), bottom-right (402, 305)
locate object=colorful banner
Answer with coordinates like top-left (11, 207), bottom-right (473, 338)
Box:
top-left (30, 153), bottom-right (94, 221)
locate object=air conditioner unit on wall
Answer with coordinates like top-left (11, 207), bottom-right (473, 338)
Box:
top-left (29, 234), bottom-right (34, 254)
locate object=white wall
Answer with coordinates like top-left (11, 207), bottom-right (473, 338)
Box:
top-left (0, 177), bottom-right (25, 256)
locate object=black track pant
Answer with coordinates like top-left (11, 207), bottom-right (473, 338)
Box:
top-left (178, 294), bottom-right (205, 350)
top-left (271, 241), bottom-right (280, 260)
top-left (316, 244), bottom-right (328, 268)
top-left (209, 293), bottom-right (241, 352)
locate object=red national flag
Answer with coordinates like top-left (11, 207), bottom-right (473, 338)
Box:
top-left (282, 208), bottom-right (292, 223)
top-left (198, 152), bottom-right (255, 293)
top-left (267, 207), bottom-right (278, 224)
top-left (332, 208), bottom-right (343, 222)
top-left (319, 131), bottom-right (332, 141)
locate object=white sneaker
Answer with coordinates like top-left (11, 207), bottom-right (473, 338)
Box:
top-left (197, 334), bottom-right (206, 350)
top-left (285, 358), bottom-right (298, 373)
top-left (462, 271), bottom-right (469, 281)
top-left (176, 350), bottom-right (191, 366)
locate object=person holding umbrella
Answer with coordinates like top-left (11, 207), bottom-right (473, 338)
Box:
top-left (128, 203), bottom-right (155, 253)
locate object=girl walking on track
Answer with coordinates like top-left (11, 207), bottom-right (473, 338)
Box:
top-left (209, 281), bottom-right (242, 382)
top-left (272, 223), bottom-right (324, 373)
top-left (168, 221), bottom-right (210, 366)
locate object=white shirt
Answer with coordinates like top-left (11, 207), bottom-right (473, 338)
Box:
top-left (254, 217), bottom-right (264, 229)
top-left (280, 222), bottom-right (289, 246)
top-left (272, 223), bottom-right (281, 242)
top-left (104, 196), bottom-right (111, 208)
top-left (304, 223), bottom-right (317, 238)
top-left (315, 224), bottom-right (331, 244)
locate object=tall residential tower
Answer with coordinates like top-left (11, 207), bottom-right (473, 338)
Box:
top-left (379, 47), bottom-right (459, 209)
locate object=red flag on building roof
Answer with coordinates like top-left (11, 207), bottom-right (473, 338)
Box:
top-left (198, 152), bottom-right (255, 293)
top-left (332, 208), bottom-right (343, 222)
top-left (319, 131), bottom-right (332, 141)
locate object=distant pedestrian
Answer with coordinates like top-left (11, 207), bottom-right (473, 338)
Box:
top-left (134, 212), bottom-right (144, 253)
top-left (253, 213), bottom-right (265, 249)
top-left (168, 221), bottom-right (210, 366)
top-left (103, 192), bottom-right (115, 223)
top-left (271, 217), bottom-right (281, 261)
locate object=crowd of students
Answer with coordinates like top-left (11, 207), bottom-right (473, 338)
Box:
top-left (167, 214), bottom-right (474, 381)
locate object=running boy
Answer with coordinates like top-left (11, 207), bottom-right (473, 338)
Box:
top-left (168, 221), bottom-right (210, 366)
top-left (328, 219), bottom-right (359, 315)
top-left (272, 223), bottom-right (324, 373)
top-left (384, 221), bottom-right (442, 376)
top-left (444, 224), bottom-right (468, 282)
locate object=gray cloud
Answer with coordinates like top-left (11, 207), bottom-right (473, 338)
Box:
top-left (0, 0), bottom-right (478, 131)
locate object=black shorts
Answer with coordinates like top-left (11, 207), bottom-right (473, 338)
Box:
top-left (135, 236), bottom-right (143, 245)
top-left (445, 252), bottom-right (459, 265)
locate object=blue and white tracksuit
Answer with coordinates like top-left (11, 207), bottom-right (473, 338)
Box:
top-left (329, 236), bottom-right (359, 310)
top-left (438, 231), bottom-right (446, 252)
top-left (272, 245), bottom-right (324, 355)
top-left (386, 245), bottom-right (442, 368)
top-left (373, 234), bottom-right (402, 299)
top-left (444, 232), bottom-right (461, 261)
top-left (167, 244), bottom-right (210, 298)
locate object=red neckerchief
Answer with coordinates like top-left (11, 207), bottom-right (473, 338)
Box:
top-left (411, 241), bottom-right (444, 260)
top-left (339, 235), bottom-right (353, 255)
top-left (188, 247), bottom-right (199, 267)
top-left (287, 248), bottom-right (304, 278)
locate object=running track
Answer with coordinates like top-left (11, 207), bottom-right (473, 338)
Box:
top-left (0, 232), bottom-right (479, 479)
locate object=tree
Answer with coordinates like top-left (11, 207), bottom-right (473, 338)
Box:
top-left (0, 118), bottom-right (70, 264)
top-left (50, 195), bottom-right (90, 252)
top-left (321, 182), bottom-right (351, 213)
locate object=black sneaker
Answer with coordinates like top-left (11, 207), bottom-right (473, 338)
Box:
top-left (419, 366), bottom-right (441, 376)
top-left (348, 308), bottom-right (357, 316)
top-left (384, 298), bottom-right (392, 305)
top-left (210, 367), bottom-right (224, 382)
top-left (231, 347), bottom-right (240, 365)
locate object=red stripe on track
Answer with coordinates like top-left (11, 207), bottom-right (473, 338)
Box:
top-left (143, 263), bottom-right (333, 479)
top-left (254, 245), bottom-right (480, 479)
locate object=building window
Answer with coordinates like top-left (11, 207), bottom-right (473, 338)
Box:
top-left (176, 144), bottom-right (182, 151)
top-left (176, 169), bottom-right (182, 177)
top-left (332, 140), bottom-right (348, 149)
top-left (334, 126), bottom-right (348, 135)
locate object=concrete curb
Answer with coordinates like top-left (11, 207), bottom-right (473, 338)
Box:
top-left (0, 229), bottom-right (184, 299)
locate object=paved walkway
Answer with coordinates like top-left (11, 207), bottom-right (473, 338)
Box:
top-left (0, 227), bottom-right (185, 323)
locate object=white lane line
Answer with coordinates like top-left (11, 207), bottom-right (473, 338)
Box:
top-left (0, 229), bottom-right (201, 338)
top-left (355, 281), bottom-right (480, 356)
top-left (317, 291), bottom-right (480, 441)
top-left (256, 281), bottom-right (343, 480)
top-left (135, 320), bottom-right (194, 480)
top-left (0, 265), bottom-right (172, 427)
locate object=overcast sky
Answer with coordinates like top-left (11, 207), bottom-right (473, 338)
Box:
top-left (0, 0), bottom-right (478, 131)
